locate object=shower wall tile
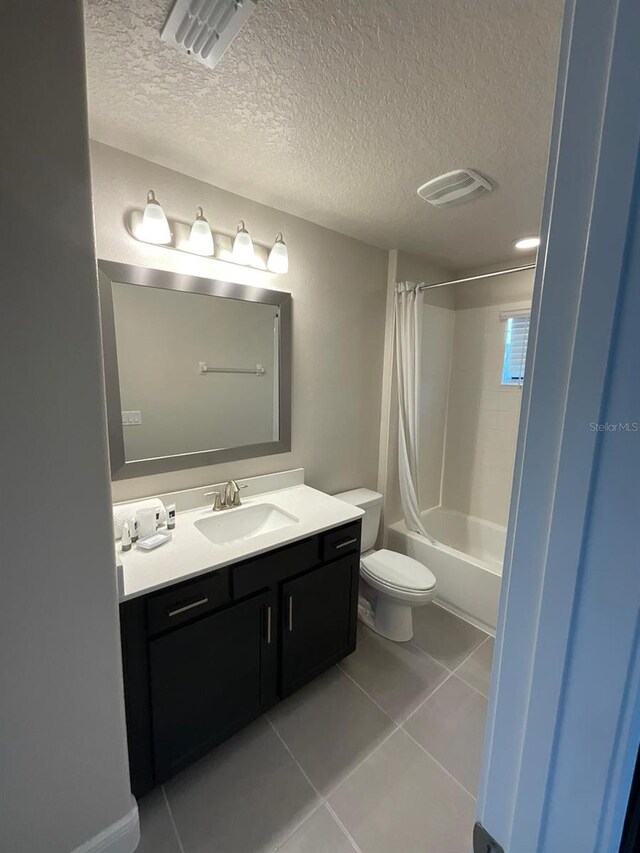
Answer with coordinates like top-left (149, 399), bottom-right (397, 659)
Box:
top-left (441, 301), bottom-right (528, 526)
top-left (418, 303), bottom-right (454, 509)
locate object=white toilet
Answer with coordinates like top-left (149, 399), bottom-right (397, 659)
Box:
top-left (335, 488), bottom-right (436, 642)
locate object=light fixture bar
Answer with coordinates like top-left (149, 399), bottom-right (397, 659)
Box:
top-left (128, 200), bottom-right (288, 274)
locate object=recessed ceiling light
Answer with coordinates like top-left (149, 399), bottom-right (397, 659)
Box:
top-left (514, 236), bottom-right (540, 250)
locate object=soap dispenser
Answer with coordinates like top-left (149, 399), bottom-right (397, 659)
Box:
top-left (121, 521), bottom-right (132, 552)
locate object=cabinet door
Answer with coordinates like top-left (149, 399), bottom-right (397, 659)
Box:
top-left (149, 590), bottom-right (276, 783)
top-left (281, 555), bottom-right (358, 696)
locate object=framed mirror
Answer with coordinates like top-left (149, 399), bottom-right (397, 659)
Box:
top-left (98, 261), bottom-right (291, 479)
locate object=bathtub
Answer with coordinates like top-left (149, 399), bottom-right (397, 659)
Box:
top-left (387, 506), bottom-right (504, 633)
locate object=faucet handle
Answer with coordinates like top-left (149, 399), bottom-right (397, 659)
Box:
top-left (204, 490), bottom-right (223, 511)
top-left (231, 483), bottom-right (248, 507)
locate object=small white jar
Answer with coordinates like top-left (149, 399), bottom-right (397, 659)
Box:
top-left (135, 507), bottom-right (157, 540)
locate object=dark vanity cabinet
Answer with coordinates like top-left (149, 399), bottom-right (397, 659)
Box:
top-left (119, 520), bottom-right (361, 796)
top-left (149, 590), bottom-right (277, 783)
top-left (281, 556), bottom-right (357, 695)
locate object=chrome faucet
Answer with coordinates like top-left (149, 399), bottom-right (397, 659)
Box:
top-left (204, 480), bottom-right (247, 512)
top-left (224, 479), bottom-right (246, 508)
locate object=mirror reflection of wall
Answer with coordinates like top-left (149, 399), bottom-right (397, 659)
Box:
top-left (111, 282), bottom-right (280, 462)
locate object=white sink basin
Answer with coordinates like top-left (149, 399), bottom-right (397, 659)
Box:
top-left (194, 503), bottom-right (299, 546)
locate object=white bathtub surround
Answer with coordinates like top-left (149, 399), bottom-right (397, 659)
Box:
top-left (418, 303), bottom-right (455, 509)
top-left (388, 506), bottom-right (504, 632)
top-left (114, 469), bottom-right (363, 601)
top-left (394, 282), bottom-right (431, 540)
top-left (441, 297), bottom-right (531, 526)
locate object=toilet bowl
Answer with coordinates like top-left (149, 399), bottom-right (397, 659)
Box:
top-left (334, 489), bottom-right (437, 642)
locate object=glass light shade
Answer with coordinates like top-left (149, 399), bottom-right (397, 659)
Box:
top-left (140, 190), bottom-right (171, 244)
top-left (232, 220), bottom-right (254, 265)
top-left (267, 233), bottom-right (288, 273)
top-left (514, 236), bottom-right (540, 250)
top-left (188, 207), bottom-right (214, 256)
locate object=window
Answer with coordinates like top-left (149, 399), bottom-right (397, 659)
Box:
top-left (501, 312), bottom-right (530, 385)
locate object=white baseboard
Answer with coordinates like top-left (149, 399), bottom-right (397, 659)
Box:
top-left (71, 799), bottom-right (139, 853)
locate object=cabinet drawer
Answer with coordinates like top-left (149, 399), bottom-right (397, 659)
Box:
top-left (146, 570), bottom-right (230, 636)
top-left (321, 521), bottom-right (361, 562)
top-left (232, 537), bottom-right (320, 599)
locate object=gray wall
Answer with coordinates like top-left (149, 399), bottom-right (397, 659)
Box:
top-left (90, 143), bottom-right (389, 501)
top-left (0, 3), bottom-right (133, 851)
top-left (112, 283), bottom-right (278, 459)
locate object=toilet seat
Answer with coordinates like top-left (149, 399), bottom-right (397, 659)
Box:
top-left (361, 549), bottom-right (436, 593)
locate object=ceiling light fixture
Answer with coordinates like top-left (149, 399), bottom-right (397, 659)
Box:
top-left (188, 207), bottom-right (214, 256)
top-left (139, 190), bottom-right (171, 244)
top-left (267, 233), bottom-right (288, 274)
top-left (417, 169), bottom-right (493, 208)
top-left (232, 220), bottom-right (254, 265)
top-left (514, 236), bottom-right (541, 251)
top-left (161, 0), bottom-right (256, 71)
top-left (130, 198), bottom-right (288, 272)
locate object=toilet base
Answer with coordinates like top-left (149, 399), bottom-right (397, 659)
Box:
top-left (373, 598), bottom-right (414, 642)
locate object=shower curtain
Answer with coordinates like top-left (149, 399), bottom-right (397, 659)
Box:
top-left (394, 282), bottom-right (430, 539)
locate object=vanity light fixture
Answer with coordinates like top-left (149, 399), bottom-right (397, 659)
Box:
top-left (267, 233), bottom-right (289, 274)
top-left (129, 199), bottom-right (288, 273)
top-left (514, 236), bottom-right (541, 251)
top-left (139, 190), bottom-right (171, 244)
top-left (188, 207), bottom-right (214, 256)
top-left (232, 220), bottom-right (254, 265)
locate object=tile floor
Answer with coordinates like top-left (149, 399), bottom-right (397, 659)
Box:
top-left (136, 603), bottom-right (494, 853)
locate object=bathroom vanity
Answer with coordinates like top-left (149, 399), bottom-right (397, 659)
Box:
top-left (100, 265), bottom-right (365, 796)
top-left (117, 480), bottom-right (363, 797)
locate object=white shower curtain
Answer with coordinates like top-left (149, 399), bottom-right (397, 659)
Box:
top-left (394, 282), bottom-right (430, 539)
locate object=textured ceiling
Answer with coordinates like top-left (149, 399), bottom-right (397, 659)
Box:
top-left (84, 0), bottom-right (564, 270)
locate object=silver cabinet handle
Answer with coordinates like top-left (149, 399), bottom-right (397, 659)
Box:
top-left (288, 595), bottom-right (293, 632)
top-left (335, 537), bottom-right (358, 550)
top-left (266, 605), bottom-right (272, 645)
top-left (167, 596), bottom-right (209, 618)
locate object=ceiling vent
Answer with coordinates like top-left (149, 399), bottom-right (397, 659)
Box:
top-left (417, 169), bottom-right (493, 208)
top-left (161, 0), bottom-right (255, 70)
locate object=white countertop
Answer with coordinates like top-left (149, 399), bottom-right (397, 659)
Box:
top-left (117, 484), bottom-right (363, 602)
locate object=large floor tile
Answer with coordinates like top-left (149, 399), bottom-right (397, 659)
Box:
top-left (355, 620), bottom-right (373, 644)
top-left (165, 717), bottom-right (319, 853)
top-left (457, 637), bottom-right (494, 697)
top-left (404, 675), bottom-right (488, 796)
top-left (340, 629), bottom-right (448, 722)
top-left (275, 805), bottom-right (355, 853)
top-left (136, 789), bottom-right (181, 853)
top-left (329, 728), bottom-right (475, 853)
top-left (269, 667), bottom-right (395, 796)
top-left (411, 603), bottom-right (487, 669)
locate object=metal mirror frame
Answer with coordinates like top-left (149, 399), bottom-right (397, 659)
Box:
top-left (98, 260), bottom-right (292, 480)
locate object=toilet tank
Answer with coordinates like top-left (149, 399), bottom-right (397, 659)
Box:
top-left (333, 488), bottom-right (383, 552)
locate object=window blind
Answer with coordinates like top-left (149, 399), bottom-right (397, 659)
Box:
top-left (501, 314), bottom-right (530, 385)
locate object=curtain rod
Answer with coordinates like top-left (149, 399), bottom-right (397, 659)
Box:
top-left (417, 263), bottom-right (536, 291)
